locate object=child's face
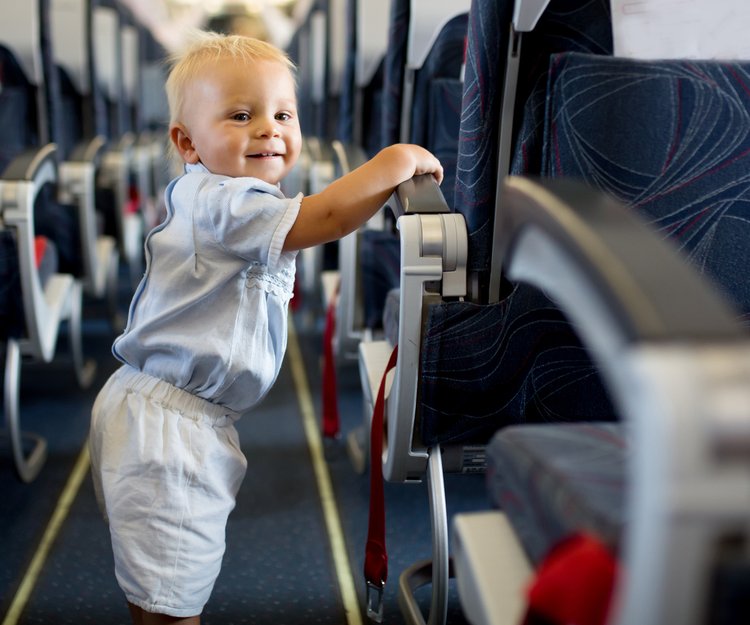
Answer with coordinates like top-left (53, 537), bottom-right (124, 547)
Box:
top-left (172, 58), bottom-right (301, 185)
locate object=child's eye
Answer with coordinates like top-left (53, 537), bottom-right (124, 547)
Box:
top-left (275, 112), bottom-right (293, 122)
top-left (232, 112), bottom-right (250, 121)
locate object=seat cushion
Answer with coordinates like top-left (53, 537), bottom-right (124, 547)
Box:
top-left (486, 422), bottom-right (627, 564)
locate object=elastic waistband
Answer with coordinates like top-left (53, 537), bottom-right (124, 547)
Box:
top-left (113, 365), bottom-right (241, 426)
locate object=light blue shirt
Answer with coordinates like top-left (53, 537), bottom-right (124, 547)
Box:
top-left (113, 163), bottom-right (302, 414)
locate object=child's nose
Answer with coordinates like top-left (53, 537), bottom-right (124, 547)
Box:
top-left (253, 116), bottom-right (280, 138)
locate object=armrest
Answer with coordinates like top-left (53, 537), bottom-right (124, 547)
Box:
top-left (382, 179), bottom-right (468, 482)
top-left (390, 174), bottom-right (451, 218)
top-left (1, 143), bottom-right (75, 361)
top-left (59, 136), bottom-right (114, 296)
top-left (69, 135), bottom-right (107, 165)
top-left (495, 177), bottom-right (750, 625)
top-left (1, 144), bottom-right (58, 182)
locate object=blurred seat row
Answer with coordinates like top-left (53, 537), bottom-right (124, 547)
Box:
top-left (0, 0), bottom-right (169, 482)
top-left (288, 1), bottom-right (750, 624)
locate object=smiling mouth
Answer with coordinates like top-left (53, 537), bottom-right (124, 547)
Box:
top-left (248, 153), bottom-right (282, 158)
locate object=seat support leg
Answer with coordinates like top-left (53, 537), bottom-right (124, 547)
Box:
top-left (4, 339), bottom-right (47, 482)
top-left (397, 446), bottom-right (450, 625)
top-left (68, 282), bottom-right (96, 389)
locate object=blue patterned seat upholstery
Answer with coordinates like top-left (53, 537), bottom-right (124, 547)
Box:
top-left (457, 0), bottom-right (612, 283)
top-left (543, 53), bottom-right (750, 323)
top-left (486, 54), bottom-right (750, 567)
top-left (511, 0), bottom-right (613, 174)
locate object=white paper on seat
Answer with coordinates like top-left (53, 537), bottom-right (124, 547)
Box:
top-left (611, 0), bottom-right (750, 60)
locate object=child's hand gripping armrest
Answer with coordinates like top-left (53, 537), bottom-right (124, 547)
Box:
top-left (283, 144), bottom-right (443, 251)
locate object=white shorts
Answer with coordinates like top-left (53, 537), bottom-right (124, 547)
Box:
top-left (89, 365), bottom-right (247, 617)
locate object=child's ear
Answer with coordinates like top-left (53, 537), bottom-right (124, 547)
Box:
top-left (170, 124), bottom-right (200, 164)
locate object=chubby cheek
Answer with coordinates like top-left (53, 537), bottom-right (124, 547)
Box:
top-left (287, 139), bottom-right (302, 169)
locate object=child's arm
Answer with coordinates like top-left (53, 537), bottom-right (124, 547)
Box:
top-left (282, 144), bottom-right (443, 251)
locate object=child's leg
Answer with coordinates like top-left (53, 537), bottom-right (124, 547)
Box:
top-left (127, 602), bottom-right (144, 625)
top-left (128, 602), bottom-right (200, 625)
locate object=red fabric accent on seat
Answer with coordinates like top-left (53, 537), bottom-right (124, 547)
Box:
top-left (34, 236), bottom-right (48, 269)
top-left (523, 533), bottom-right (618, 625)
top-left (321, 283), bottom-right (340, 438)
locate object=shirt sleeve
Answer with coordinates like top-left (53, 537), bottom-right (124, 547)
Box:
top-left (195, 175), bottom-right (302, 268)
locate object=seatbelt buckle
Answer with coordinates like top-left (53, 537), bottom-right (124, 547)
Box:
top-left (366, 580), bottom-right (385, 622)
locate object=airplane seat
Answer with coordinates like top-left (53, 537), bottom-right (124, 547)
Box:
top-left (457, 15), bottom-right (750, 625)
top-left (342, 0), bottom-right (470, 347)
top-left (325, 1), bottom-right (469, 465)
top-left (90, 0), bottom-right (144, 289)
top-left (1, 10), bottom-right (82, 283)
top-left (373, 0), bottom-right (615, 480)
top-left (356, 0), bottom-right (619, 623)
top-left (482, 53), bottom-right (750, 616)
top-left (0, 0), bottom-right (96, 482)
top-left (415, 0), bottom-right (615, 450)
top-left (50, 0), bottom-right (121, 324)
top-left (454, 174), bottom-right (750, 625)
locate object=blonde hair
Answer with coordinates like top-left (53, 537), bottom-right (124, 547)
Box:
top-left (165, 31), bottom-right (296, 128)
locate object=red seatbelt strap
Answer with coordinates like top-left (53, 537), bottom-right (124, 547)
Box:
top-left (522, 533), bottom-right (618, 625)
top-left (364, 344), bottom-right (399, 623)
top-left (321, 281), bottom-right (341, 438)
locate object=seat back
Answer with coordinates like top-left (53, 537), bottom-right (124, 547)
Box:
top-left (455, 0), bottom-right (612, 302)
top-left (91, 0), bottom-right (124, 141)
top-left (417, 0), bottom-right (615, 447)
top-left (408, 12), bottom-right (467, 210)
top-left (0, 2), bottom-right (47, 169)
top-left (380, 0), bottom-right (409, 149)
top-left (543, 52), bottom-right (750, 322)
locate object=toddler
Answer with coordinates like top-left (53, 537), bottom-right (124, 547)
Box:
top-left (89, 31), bottom-right (442, 625)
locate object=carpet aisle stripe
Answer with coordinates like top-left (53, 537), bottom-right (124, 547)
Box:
top-left (2, 445), bottom-right (91, 625)
top-left (287, 317), bottom-right (364, 625)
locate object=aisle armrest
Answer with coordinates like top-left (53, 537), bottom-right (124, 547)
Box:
top-left (60, 135), bottom-right (117, 297)
top-left (1, 144), bottom-right (75, 361)
top-left (370, 175), bottom-right (468, 482)
top-left (328, 139), bottom-right (379, 359)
